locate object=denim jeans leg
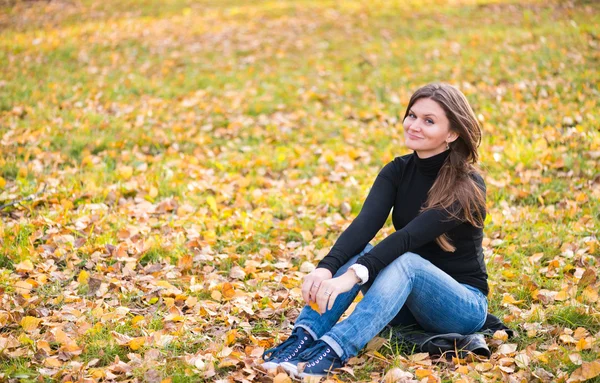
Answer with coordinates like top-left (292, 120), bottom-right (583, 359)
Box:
top-left (294, 243), bottom-right (374, 340)
top-left (320, 252), bottom-right (488, 362)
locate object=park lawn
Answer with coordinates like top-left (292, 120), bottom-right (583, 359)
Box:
top-left (1, 0), bottom-right (599, 381)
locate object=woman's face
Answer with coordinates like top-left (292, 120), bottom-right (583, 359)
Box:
top-left (403, 97), bottom-right (458, 158)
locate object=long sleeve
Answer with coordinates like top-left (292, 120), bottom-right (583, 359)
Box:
top-left (316, 161), bottom-right (399, 275)
top-left (355, 173), bottom-right (487, 281)
top-left (353, 205), bottom-right (465, 280)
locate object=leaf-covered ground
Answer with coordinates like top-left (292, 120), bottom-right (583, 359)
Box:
top-left (1, 0), bottom-right (599, 382)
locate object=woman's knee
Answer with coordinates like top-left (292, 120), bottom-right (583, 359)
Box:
top-left (391, 251), bottom-right (428, 269)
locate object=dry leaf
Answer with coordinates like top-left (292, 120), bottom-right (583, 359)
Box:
top-left (20, 316), bottom-right (42, 332)
top-left (273, 372), bottom-right (292, 383)
top-left (568, 360), bottom-right (600, 382)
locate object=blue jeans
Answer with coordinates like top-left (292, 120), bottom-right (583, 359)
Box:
top-left (294, 243), bottom-right (488, 362)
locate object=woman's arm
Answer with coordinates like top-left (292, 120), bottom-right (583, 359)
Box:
top-left (354, 174), bottom-right (486, 281)
top-left (316, 161), bottom-right (399, 275)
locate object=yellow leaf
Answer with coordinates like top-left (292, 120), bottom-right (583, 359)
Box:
top-left (493, 330), bottom-right (509, 341)
top-left (456, 365), bottom-right (469, 374)
top-left (555, 290), bottom-right (569, 301)
top-left (20, 316), bottom-right (42, 332)
top-left (128, 337), bottom-right (146, 351)
top-left (576, 338), bottom-right (590, 351)
top-left (0, 176), bottom-right (5, 188)
top-left (15, 259), bottom-right (34, 273)
top-left (225, 330), bottom-right (237, 346)
top-left (502, 294), bottom-right (523, 305)
top-left (211, 290), bottom-right (222, 301)
top-left (131, 315), bottom-right (145, 326)
top-left (582, 285), bottom-right (598, 303)
top-left (156, 281), bottom-right (175, 289)
top-left (18, 333), bottom-right (34, 346)
top-left (44, 357), bottom-right (63, 367)
top-left (415, 369), bottom-right (432, 379)
top-left (117, 165), bottom-right (133, 180)
top-left (90, 368), bottom-right (106, 379)
top-left (475, 362), bottom-right (493, 372)
top-left (569, 360), bottom-right (600, 382)
top-left (165, 314), bottom-right (184, 322)
top-left (206, 195), bottom-right (218, 214)
top-left (78, 270), bottom-right (90, 284)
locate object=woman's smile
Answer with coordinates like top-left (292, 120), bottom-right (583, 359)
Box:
top-left (406, 132), bottom-right (423, 140)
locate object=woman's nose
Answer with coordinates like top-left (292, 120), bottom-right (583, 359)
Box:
top-left (409, 120), bottom-right (422, 131)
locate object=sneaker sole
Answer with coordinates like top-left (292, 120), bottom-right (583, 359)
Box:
top-left (260, 361), bottom-right (280, 370)
top-left (299, 371), bottom-right (328, 378)
top-left (279, 362), bottom-right (298, 377)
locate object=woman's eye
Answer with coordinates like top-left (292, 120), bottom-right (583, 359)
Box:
top-left (426, 119), bottom-right (434, 124)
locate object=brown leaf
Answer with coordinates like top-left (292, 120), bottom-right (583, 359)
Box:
top-left (578, 268), bottom-right (596, 287)
top-left (273, 373), bottom-right (292, 383)
top-left (568, 360), bottom-right (600, 382)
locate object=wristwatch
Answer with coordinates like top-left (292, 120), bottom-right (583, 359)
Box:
top-left (349, 264), bottom-right (369, 285)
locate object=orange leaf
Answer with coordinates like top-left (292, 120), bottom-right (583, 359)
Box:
top-left (308, 301), bottom-right (321, 314)
top-left (222, 283), bottom-right (236, 299)
top-left (568, 360), bottom-right (600, 382)
top-left (415, 369), bottom-right (432, 379)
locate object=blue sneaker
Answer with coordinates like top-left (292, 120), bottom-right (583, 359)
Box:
top-left (260, 327), bottom-right (314, 372)
top-left (296, 340), bottom-right (344, 377)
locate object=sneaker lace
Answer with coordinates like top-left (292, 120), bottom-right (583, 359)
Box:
top-left (298, 340), bottom-right (333, 363)
top-left (262, 329), bottom-right (305, 361)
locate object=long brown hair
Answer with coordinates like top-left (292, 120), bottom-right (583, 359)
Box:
top-left (404, 83), bottom-right (486, 252)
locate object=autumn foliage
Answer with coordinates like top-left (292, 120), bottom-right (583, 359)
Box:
top-left (0, 0), bottom-right (599, 382)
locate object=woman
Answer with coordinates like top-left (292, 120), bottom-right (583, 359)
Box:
top-left (261, 83), bottom-right (489, 378)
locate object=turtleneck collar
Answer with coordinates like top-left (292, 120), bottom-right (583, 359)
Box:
top-left (413, 149), bottom-right (450, 177)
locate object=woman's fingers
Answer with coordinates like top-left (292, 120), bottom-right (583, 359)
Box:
top-left (310, 281), bottom-right (321, 303)
top-left (327, 291), bottom-right (339, 311)
top-left (301, 278), bottom-right (313, 304)
top-left (317, 284), bottom-right (334, 314)
top-left (302, 277), bottom-right (322, 304)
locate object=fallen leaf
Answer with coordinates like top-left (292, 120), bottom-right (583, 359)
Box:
top-left (20, 316), bottom-right (42, 332)
top-left (568, 360), bottom-right (600, 382)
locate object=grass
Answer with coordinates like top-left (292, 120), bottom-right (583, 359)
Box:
top-left (0, 0), bottom-right (599, 381)
top-left (548, 306), bottom-right (600, 333)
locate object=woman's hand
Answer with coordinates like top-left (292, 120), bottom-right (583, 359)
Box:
top-left (301, 268), bottom-right (333, 305)
top-left (314, 271), bottom-right (360, 314)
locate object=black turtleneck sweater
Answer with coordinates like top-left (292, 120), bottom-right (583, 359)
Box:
top-left (316, 149), bottom-right (489, 296)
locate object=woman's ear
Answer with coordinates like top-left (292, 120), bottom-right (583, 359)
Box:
top-left (447, 131), bottom-right (459, 143)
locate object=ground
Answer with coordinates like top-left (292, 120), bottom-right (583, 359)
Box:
top-left (0, 0), bottom-right (599, 382)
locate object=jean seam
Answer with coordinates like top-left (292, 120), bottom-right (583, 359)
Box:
top-left (322, 332), bottom-right (348, 362)
top-left (295, 324), bottom-right (318, 341)
top-left (472, 292), bottom-right (488, 333)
